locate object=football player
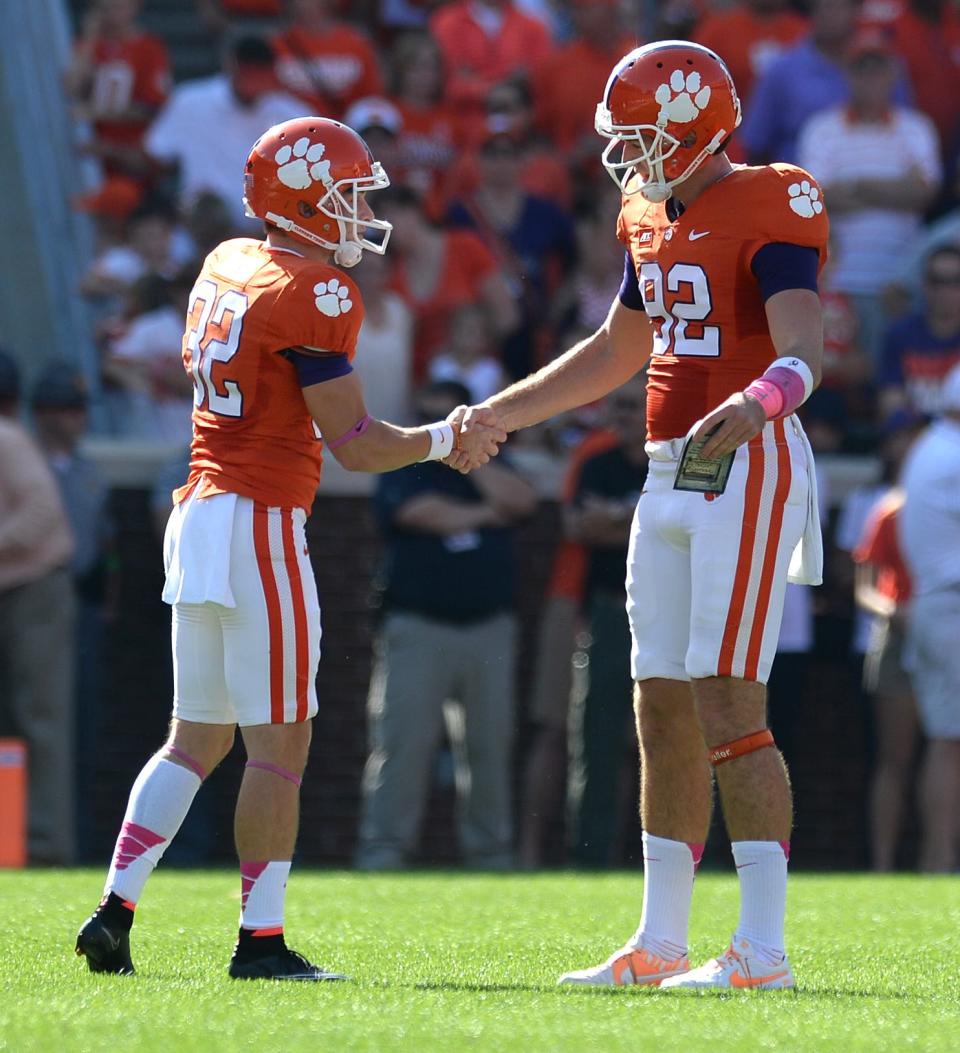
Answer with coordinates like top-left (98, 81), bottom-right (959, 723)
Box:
top-left (454, 40), bottom-right (828, 989)
top-left (75, 116), bottom-right (504, 981)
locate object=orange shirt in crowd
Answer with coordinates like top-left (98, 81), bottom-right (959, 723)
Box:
top-left (395, 100), bottom-right (464, 200)
top-left (388, 229), bottom-right (499, 380)
top-left (273, 23), bottom-right (383, 117)
top-left (854, 493), bottom-right (912, 605)
top-left (533, 36), bottom-right (638, 153)
top-left (82, 32), bottom-right (170, 149)
top-left (883, 6), bottom-right (960, 153)
top-left (693, 4), bottom-right (808, 105)
top-left (442, 146), bottom-right (573, 212)
top-left (430, 2), bottom-right (554, 111)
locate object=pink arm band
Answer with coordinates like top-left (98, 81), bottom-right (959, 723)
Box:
top-left (744, 366), bottom-right (808, 421)
top-left (327, 413), bottom-right (372, 450)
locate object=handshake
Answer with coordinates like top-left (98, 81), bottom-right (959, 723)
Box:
top-left (442, 404), bottom-right (509, 473)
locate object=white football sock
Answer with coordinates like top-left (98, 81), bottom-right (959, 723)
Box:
top-left (631, 832), bottom-right (697, 958)
top-left (240, 861), bottom-right (291, 930)
top-left (731, 840), bottom-right (788, 963)
top-left (104, 755), bottom-right (201, 904)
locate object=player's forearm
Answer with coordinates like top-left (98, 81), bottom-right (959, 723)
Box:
top-left (330, 419), bottom-right (432, 472)
top-left (488, 323), bottom-right (641, 434)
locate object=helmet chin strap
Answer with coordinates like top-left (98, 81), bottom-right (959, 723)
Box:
top-left (334, 242), bottom-right (363, 268)
top-left (641, 183), bottom-right (672, 203)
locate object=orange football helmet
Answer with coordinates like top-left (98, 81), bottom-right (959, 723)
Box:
top-left (595, 41), bottom-right (742, 203)
top-left (243, 116), bottom-right (391, 267)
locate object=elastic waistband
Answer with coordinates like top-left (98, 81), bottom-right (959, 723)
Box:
top-left (645, 417), bottom-right (801, 464)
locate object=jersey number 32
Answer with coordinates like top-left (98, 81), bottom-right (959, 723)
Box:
top-left (185, 279), bottom-right (248, 418)
top-left (639, 261), bottom-right (720, 358)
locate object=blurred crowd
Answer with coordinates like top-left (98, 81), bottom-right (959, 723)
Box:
top-left (1, 0), bottom-right (959, 871)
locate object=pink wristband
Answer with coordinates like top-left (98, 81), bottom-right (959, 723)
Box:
top-left (744, 365), bottom-right (807, 421)
top-left (327, 413), bottom-right (372, 450)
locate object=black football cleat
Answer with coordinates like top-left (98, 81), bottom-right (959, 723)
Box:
top-left (75, 909), bottom-right (135, 975)
top-left (228, 944), bottom-right (348, 982)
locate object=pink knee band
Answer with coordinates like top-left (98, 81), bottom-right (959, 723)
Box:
top-left (165, 746), bottom-right (207, 781)
top-left (246, 759), bottom-right (302, 787)
top-left (327, 413), bottom-right (372, 450)
top-left (744, 358), bottom-right (812, 420)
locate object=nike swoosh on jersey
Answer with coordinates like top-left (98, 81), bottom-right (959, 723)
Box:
top-left (688, 230), bottom-right (710, 241)
top-left (729, 969), bottom-right (790, 988)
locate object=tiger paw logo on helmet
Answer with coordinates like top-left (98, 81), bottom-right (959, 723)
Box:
top-left (655, 70), bottom-right (712, 124)
top-left (788, 181), bottom-right (823, 219)
top-left (314, 279), bottom-right (353, 317)
top-left (275, 136), bottom-right (331, 191)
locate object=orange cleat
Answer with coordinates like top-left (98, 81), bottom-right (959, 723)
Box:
top-left (658, 936), bottom-right (795, 990)
top-left (558, 941), bottom-right (690, 987)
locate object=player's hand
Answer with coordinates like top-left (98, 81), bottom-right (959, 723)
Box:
top-left (443, 404), bottom-right (507, 473)
top-left (693, 392), bottom-right (767, 460)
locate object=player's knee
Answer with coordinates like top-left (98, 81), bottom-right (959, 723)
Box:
top-left (693, 676), bottom-right (767, 743)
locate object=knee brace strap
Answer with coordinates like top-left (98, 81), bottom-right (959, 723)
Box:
top-left (708, 728), bottom-right (775, 766)
top-left (246, 759), bottom-right (302, 787)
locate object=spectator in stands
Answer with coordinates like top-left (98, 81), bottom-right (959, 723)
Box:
top-left (564, 375), bottom-right (648, 867)
top-left (352, 252), bottom-right (414, 423)
top-left (429, 0), bottom-right (553, 123)
top-left (741, 0), bottom-right (910, 166)
top-left (80, 197), bottom-right (194, 300)
top-left (516, 426), bottom-right (615, 868)
top-left (272, 0), bottom-right (383, 117)
top-left (880, 0), bottom-right (960, 166)
top-left (144, 34), bottom-right (303, 229)
top-left (899, 364), bottom-right (960, 872)
top-left (64, 0), bottom-right (170, 183)
top-left (343, 97), bottom-right (404, 183)
top-left (356, 379), bottom-right (537, 870)
top-left (199, 0), bottom-right (284, 34)
top-left (387, 31), bottom-right (459, 202)
top-left (693, 0), bottom-right (808, 108)
top-left (101, 269), bottom-right (194, 442)
top-left (532, 0), bottom-right (633, 160)
top-left (429, 301), bottom-right (507, 403)
top-left (853, 474), bottom-right (919, 872)
top-left (30, 362), bottom-right (116, 862)
top-left (551, 188), bottom-right (625, 341)
top-left (379, 185), bottom-right (518, 381)
top-left (880, 246), bottom-right (960, 419)
top-left (797, 26), bottom-right (941, 365)
top-left (0, 351), bottom-right (76, 865)
top-left (446, 131), bottom-right (576, 378)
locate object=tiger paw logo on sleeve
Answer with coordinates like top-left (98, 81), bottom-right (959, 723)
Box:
top-left (787, 180), bottom-right (824, 219)
top-left (313, 279), bottom-right (353, 317)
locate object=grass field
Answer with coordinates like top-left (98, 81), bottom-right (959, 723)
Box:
top-left (1, 870), bottom-right (958, 1052)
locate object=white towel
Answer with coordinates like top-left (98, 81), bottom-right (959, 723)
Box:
top-left (161, 486), bottom-right (238, 607)
top-left (787, 416), bottom-right (823, 586)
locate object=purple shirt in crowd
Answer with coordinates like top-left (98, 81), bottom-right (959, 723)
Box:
top-left (880, 310), bottom-right (960, 416)
top-left (741, 37), bottom-right (912, 165)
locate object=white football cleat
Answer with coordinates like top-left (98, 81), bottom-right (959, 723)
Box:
top-left (558, 941), bottom-right (690, 987)
top-left (658, 936), bottom-right (794, 990)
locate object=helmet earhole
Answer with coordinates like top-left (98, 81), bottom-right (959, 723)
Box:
top-left (297, 201), bottom-right (317, 218)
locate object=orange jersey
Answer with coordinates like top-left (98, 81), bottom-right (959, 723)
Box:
top-left (618, 164), bottom-right (829, 441)
top-left (85, 33), bottom-right (170, 147)
top-left (176, 239), bottom-right (364, 512)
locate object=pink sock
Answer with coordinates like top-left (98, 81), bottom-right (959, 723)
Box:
top-left (105, 755), bottom-right (201, 904)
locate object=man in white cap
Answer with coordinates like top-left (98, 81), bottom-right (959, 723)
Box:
top-left (899, 362), bottom-right (960, 872)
